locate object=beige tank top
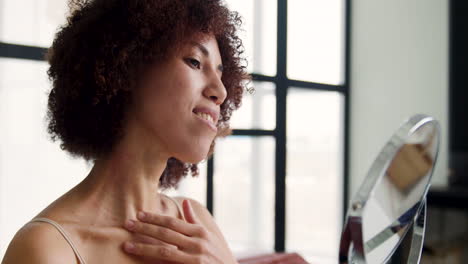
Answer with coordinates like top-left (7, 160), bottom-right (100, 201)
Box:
top-left (27, 194), bottom-right (185, 264)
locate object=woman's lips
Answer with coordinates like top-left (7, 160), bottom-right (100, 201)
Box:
top-left (193, 111), bottom-right (218, 132)
top-left (192, 107), bottom-right (219, 124)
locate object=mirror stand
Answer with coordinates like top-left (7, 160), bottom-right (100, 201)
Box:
top-left (407, 198), bottom-right (426, 263)
top-left (341, 198), bottom-right (428, 264)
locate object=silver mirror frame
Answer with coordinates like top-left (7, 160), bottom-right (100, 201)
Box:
top-left (407, 198), bottom-right (426, 264)
top-left (339, 114), bottom-right (440, 264)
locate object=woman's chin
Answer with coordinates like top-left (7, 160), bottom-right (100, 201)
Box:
top-left (176, 150), bottom-right (210, 164)
top-left (187, 155), bottom-right (209, 164)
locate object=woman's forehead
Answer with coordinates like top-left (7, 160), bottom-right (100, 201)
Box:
top-left (176, 36), bottom-right (223, 63)
top-left (180, 34), bottom-right (218, 52)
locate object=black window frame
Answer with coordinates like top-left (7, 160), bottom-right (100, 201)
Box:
top-left (208, 0), bottom-right (351, 252)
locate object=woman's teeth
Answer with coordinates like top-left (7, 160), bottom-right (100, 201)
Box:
top-left (195, 112), bottom-right (214, 124)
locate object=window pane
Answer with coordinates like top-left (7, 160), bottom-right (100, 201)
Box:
top-left (214, 136), bottom-right (275, 256)
top-left (0, 58), bottom-right (90, 259)
top-left (161, 162), bottom-right (207, 206)
top-left (0, 0), bottom-right (68, 47)
top-left (230, 82), bottom-right (276, 130)
top-left (287, 0), bottom-right (345, 85)
top-left (224, 0), bottom-right (277, 76)
top-left (286, 88), bottom-right (344, 264)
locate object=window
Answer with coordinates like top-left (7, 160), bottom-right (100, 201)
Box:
top-left (0, 57), bottom-right (91, 258)
top-left (204, 1), bottom-right (350, 263)
top-left (0, 1), bottom-right (349, 262)
top-left (0, 1), bottom-right (80, 258)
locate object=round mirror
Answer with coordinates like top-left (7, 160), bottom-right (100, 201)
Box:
top-left (339, 114), bottom-right (440, 264)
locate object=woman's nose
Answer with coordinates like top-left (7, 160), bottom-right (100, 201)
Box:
top-left (204, 74), bottom-right (227, 105)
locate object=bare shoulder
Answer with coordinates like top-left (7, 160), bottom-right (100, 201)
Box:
top-left (172, 197), bottom-right (211, 219)
top-left (2, 221), bottom-right (78, 264)
top-left (172, 197), bottom-right (223, 236)
top-left (172, 196), bottom-right (237, 262)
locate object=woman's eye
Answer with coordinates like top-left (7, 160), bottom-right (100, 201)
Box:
top-left (187, 58), bottom-right (201, 69)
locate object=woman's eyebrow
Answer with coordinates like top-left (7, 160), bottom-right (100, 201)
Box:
top-left (191, 41), bottom-right (210, 57)
top-left (190, 41), bottom-right (223, 72)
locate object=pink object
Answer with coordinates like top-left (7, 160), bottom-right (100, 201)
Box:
top-left (238, 252), bottom-right (309, 264)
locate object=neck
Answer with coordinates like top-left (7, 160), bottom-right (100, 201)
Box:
top-left (69, 120), bottom-right (170, 227)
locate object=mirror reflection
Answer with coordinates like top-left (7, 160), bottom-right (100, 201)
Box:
top-left (361, 120), bottom-right (438, 263)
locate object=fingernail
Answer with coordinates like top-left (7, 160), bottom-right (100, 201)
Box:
top-left (124, 242), bottom-right (135, 252)
top-left (125, 220), bottom-right (135, 229)
top-left (137, 211), bottom-right (146, 220)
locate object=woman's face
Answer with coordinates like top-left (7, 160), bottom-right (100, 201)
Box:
top-left (130, 34), bottom-right (227, 163)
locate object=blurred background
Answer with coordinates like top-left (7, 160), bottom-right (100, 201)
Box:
top-left (0, 0), bottom-right (467, 263)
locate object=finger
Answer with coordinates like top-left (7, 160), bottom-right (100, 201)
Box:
top-left (123, 241), bottom-right (201, 264)
top-left (125, 220), bottom-right (193, 250)
top-left (182, 199), bottom-right (199, 224)
top-left (137, 211), bottom-right (201, 237)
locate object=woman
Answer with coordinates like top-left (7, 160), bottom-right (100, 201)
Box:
top-left (2, 0), bottom-right (249, 263)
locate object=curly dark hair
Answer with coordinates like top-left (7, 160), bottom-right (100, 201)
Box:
top-left (46, 0), bottom-right (249, 189)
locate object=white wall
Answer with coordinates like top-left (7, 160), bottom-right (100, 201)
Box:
top-left (349, 0), bottom-right (449, 198)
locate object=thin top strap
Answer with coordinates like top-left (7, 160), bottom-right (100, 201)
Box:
top-left (28, 217), bottom-right (87, 264)
top-left (163, 194), bottom-right (187, 222)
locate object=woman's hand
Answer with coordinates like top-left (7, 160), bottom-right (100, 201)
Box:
top-left (122, 199), bottom-right (238, 264)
